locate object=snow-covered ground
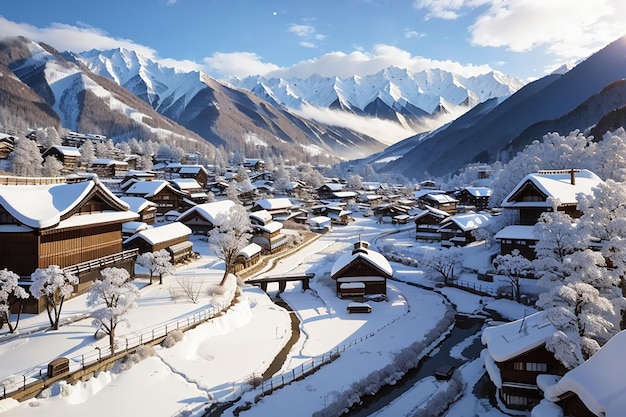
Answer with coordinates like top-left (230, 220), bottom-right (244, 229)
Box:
top-left (0, 214), bottom-right (537, 416)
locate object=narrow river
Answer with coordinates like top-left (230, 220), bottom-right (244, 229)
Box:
top-left (342, 315), bottom-right (486, 417)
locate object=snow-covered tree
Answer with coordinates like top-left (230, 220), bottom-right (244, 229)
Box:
top-left (0, 269), bottom-right (29, 333)
top-left (10, 138), bottom-right (42, 177)
top-left (346, 174), bottom-right (363, 191)
top-left (540, 282), bottom-right (617, 369)
top-left (532, 211), bottom-right (588, 289)
top-left (87, 267), bottom-right (140, 354)
top-left (298, 163), bottom-right (325, 188)
top-left (136, 252), bottom-right (158, 285)
top-left (152, 249), bottom-right (174, 285)
top-left (493, 249), bottom-right (533, 303)
top-left (42, 155), bottom-right (64, 177)
top-left (30, 265), bottom-right (78, 330)
top-left (208, 204), bottom-right (252, 285)
top-left (594, 128), bottom-right (626, 182)
top-left (422, 247), bottom-right (463, 285)
top-left (79, 139), bottom-right (96, 167)
top-left (226, 179), bottom-right (240, 203)
top-left (214, 147), bottom-right (228, 176)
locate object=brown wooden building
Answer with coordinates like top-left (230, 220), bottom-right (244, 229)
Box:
top-left (482, 311), bottom-right (567, 410)
top-left (42, 145), bottom-right (81, 173)
top-left (124, 180), bottom-right (187, 214)
top-left (414, 206), bottom-right (449, 241)
top-left (0, 177), bottom-right (139, 313)
top-left (330, 240), bottom-right (392, 297)
top-left (123, 222), bottom-right (193, 264)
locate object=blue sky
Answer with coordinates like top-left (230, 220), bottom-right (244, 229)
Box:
top-left (1, 0), bottom-right (625, 82)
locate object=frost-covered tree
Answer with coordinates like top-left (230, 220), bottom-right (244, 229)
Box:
top-left (540, 282), bottom-right (617, 369)
top-left (594, 128), bottom-right (626, 182)
top-left (152, 249), bottom-right (174, 285)
top-left (42, 155), bottom-right (64, 177)
top-left (208, 204), bottom-right (252, 285)
top-left (30, 265), bottom-right (78, 330)
top-left (79, 139), bottom-right (96, 168)
top-left (298, 163), bottom-right (325, 188)
top-left (136, 252), bottom-right (157, 285)
top-left (422, 247), bottom-right (463, 285)
top-left (532, 211), bottom-right (588, 289)
top-left (87, 267), bottom-right (140, 354)
top-left (226, 179), bottom-right (240, 203)
top-left (346, 174), bottom-right (363, 191)
top-left (10, 137), bottom-right (42, 177)
top-left (493, 249), bottom-right (533, 303)
top-left (214, 147), bottom-right (228, 176)
top-left (0, 269), bottom-right (29, 333)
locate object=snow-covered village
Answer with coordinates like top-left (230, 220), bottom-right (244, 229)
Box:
top-left (2, 7), bottom-right (626, 417)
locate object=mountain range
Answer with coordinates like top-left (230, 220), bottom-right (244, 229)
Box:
top-left (1, 34), bottom-right (626, 180)
top-left (378, 35), bottom-right (626, 180)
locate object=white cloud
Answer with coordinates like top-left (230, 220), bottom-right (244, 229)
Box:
top-left (404, 30), bottom-right (425, 39)
top-left (299, 42), bottom-right (317, 48)
top-left (288, 24), bottom-right (315, 38)
top-left (0, 16), bottom-right (158, 58)
top-left (262, 44), bottom-right (494, 79)
top-left (291, 104), bottom-right (416, 145)
top-left (412, 0), bottom-right (626, 74)
top-left (202, 51), bottom-right (281, 78)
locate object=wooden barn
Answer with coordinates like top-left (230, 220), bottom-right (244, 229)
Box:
top-left (330, 240), bottom-right (392, 297)
top-left (482, 311), bottom-right (568, 410)
top-left (235, 243), bottom-right (263, 272)
top-left (123, 222), bottom-right (193, 264)
top-left (0, 177), bottom-right (139, 313)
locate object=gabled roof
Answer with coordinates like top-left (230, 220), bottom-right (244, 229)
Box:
top-left (414, 205), bottom-right (450, 221)
top-left (178, 165), bottom-right (208, 175)
top-left (250, 209), bottom-right (273, 224)
top-left (494, 225), bottom-right (538, 241)
top-left (481, 310), bottom-right (556, 363)
top-left (120, 196), bottom-right (157, 213)
top-left (254, 198), bottom-right (293, 211)
top-left (0, 179), bottom-right (133, 230)
top-left (423, 193), bottom-right (458, 204)
top-left (462, 186), bottom-right (492, 197)
top-left (440, 212), bottom-right (490, 232)
top-left (169, 178), bottom-right (203, 190)
top-left (44, 145), bottom-right (81, 157)
top-left (125, 180), bottom-right (172, 197)
top-left (319, 183), bottom-right (344, 192)
top-left (542, 330), bottom-right (626, 417)
top-left (123, 221), bottom-right (191, 246)
top-left (331, 244), bottom-right (393, 278)
top-left (176, 199), bottom-right (236, 224)
top-left (502, 169), bottom-right (603, 208)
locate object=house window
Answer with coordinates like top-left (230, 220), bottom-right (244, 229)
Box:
top-left (513, 362), bottom-right (524, 371)
top-left (515, 240), bottom-right (527, 245)
top-left (525, 362), bottom-right (547, 372)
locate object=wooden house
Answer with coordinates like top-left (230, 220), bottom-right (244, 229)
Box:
top-left (438, 212), bottom-right (490, 246)
top-left (324, 205), bottom-right (353, 225)
top-left (501, 169), bottom-right (603, 225)
top-left (120, 196), bottom-right (158, 225)
top-left (307, 216), bottom-right (332, 233)
top-left (124, 180), bottom-right (187, 214)
top-left (317, 183), bottom-right (344, 199)
top-left (177, 165), bottom-right (209, 189)
top-left (417, 192), bottom-right (458, 215)
top-left (243, 158), bottom-right (265, 171)
top-left (456, 186), bottom-right (492, 211)
top-left (494, 225), bottom-right (539, 259)
top-left (235, 243), bottom-right (263, 272)
top-left (42, 145), bottom-right (81, 173)
top-left (251, 198), bottom-right (293, 216)
top-left (89, 158), bottom-right (129, 178)
top-left (169, 178), bottom-right (209, 205)
top-left (536, 329), bottom-right (626, 417)
top-left (330, 240), bottom-right (392, 297)
top-left (252, 221), bottom-right (288, 253)
top-left (414, 206), bottom-right (449, 241)
top-left (482, 311), bottom-right (568, 410)
top-left (0, 177), bottom-right (139, 313)
top-left (123, 222), bottom-right (193, 264)
top-left (0, 133), bottom-right (16, 159)
top-left (175, 199), bottom-right (236, 234)
top-left (249, 209), bottom-right (273, 226)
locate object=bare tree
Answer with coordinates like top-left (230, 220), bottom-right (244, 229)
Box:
top-left (87, 267), bottom-right (140, 354)
top-left (422, 247), bottom-right (463, 285)
top-left (30, 265), bottom-right (78, 330)
top-left (0, 269), bottom-right (29, 333)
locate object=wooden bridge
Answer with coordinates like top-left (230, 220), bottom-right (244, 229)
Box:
top-left (246, 273), bottom-right (315, 292)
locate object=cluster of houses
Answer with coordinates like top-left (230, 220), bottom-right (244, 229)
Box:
top-left (1, 128), bottom-right (622, 416)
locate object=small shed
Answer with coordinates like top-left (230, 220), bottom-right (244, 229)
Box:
top-left (330, 240), bottom-right (392, 297)
top-left (347, 302), bottom-right (372, 314)
top-left (308, 216), bottom-right (332, 233)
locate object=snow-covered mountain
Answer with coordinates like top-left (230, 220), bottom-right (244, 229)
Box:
top-left (231, 67), bottom-right (524, 130)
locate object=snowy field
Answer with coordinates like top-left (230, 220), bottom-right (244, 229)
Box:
top-left (0, 214), bottom-right (537, 416)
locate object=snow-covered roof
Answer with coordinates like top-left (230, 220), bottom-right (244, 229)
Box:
top-left (494, 225), bottom-right (538, 241)
top-left (333, 191), bottom-right (357, 198)
top-left (178, 165), bottom-right (207, 175)
top-left (120, 196), bottom-right (156, 213)
top-left (176, 199), bottom-right (236, 224)
top-left (123, 221), bottom-right (150, 234)
top-left (424, 193), bottom-right (458, 204)
top-left (0, 179), bottom-right (131, 229)
top-left (331, 245), bottom-right (393, 278)
top-left (414, 189), bottom-right (446, 199)
top-left (170, 178), bottom-right (202, 190)
top-left (126, 180), bottom-right (169, 197)
top-left (320, 183), bottom-right (344, 192)
top-left (123, 222), bottom-right (191, 246)
top-left (502, 169), bottom-right (603, 208)
top-left (238, 243), bottom-right (262, 259)
top-left (414, 205), bottom-right (450, 220)
top-left (308, 216), bottom-right (331, 226)
top-left (92, 158), bottom-right (128, 166)
top-left (541, 330), bottom-right (626, 417)
top-left (481, 310), bottom-right (556, 363)
top-left (257, 221), bottom-right (283, 233)
top-left (250, 210), bottom-right (272, 224)
top-left (254, 198), bottom-right (293, 211)
top-left (463, 186), bottom-right (492, 197)
top-left (440, 213), bottom-right (490, 232)
top-left (47, 145), bottom-right (81, 157)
